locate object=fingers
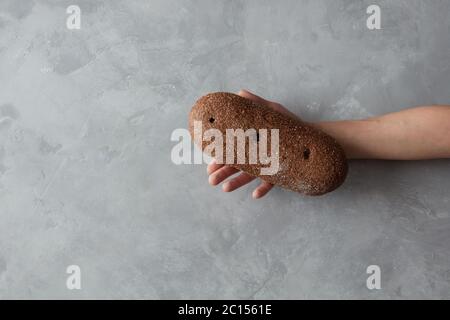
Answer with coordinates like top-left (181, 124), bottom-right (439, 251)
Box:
top-left (252, 181), bottom-right (274, 199)
top-left (222, 172), bottom-right (256, 192)
top-left (238, 89), bottom-right (271, 107)
top-left (207, 159), bottom-right (224, 175)
top-left (238, 89), bottom-right (301, 121)
top-left (207, 163), bottom-right (273, 198)
top-left (208, 166), bottom-right (239, 186)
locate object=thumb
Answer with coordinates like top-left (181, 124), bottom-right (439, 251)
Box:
top-left (238, 89), bottom-right (301, 121)
top-left (238, 89), bottom-right (271, 107)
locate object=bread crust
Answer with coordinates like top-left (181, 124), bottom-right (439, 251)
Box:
top-left (189, 92), bottom-right (348, 196)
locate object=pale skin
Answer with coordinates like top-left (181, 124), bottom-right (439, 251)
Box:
top-left (207, 89), bottom-right (450, 199)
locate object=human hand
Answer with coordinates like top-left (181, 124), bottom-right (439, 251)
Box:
top-left (206, 89), bottom-right (301, 199)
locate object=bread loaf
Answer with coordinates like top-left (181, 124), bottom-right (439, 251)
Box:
top-left (189, 92), bottom-right (348, 196)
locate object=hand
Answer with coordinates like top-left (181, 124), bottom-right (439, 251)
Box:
top-left (207, 89), bottom-right (301, 199)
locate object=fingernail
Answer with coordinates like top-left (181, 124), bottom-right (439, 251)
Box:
top-left (222, 183), bottom-right (231, 192)
top-left (207, 160), bottom-right (216, 174)
top-left (252, 190), bottom-right (260, 199)
top-left (208, 175), bottom-right (216, 185)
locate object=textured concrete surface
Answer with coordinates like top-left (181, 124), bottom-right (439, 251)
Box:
top-left (0, 0), bottom-right (449, 299)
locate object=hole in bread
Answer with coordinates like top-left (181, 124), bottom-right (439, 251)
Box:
top-left (256, 132), bottom-right (260, 142)
top-left (209, 117), bottom-right (215, 123)
top-left (303, 148), bottom-right (310, 160)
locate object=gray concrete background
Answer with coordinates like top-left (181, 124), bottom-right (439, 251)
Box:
top-left (0, 0), bottom-right (449, 299)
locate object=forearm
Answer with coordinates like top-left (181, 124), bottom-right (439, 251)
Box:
top-left (312, 106), bottom-right (450, 160)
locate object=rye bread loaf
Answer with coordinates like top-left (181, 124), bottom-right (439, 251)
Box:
top-left (189, 92), bottom-right (348, 196)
